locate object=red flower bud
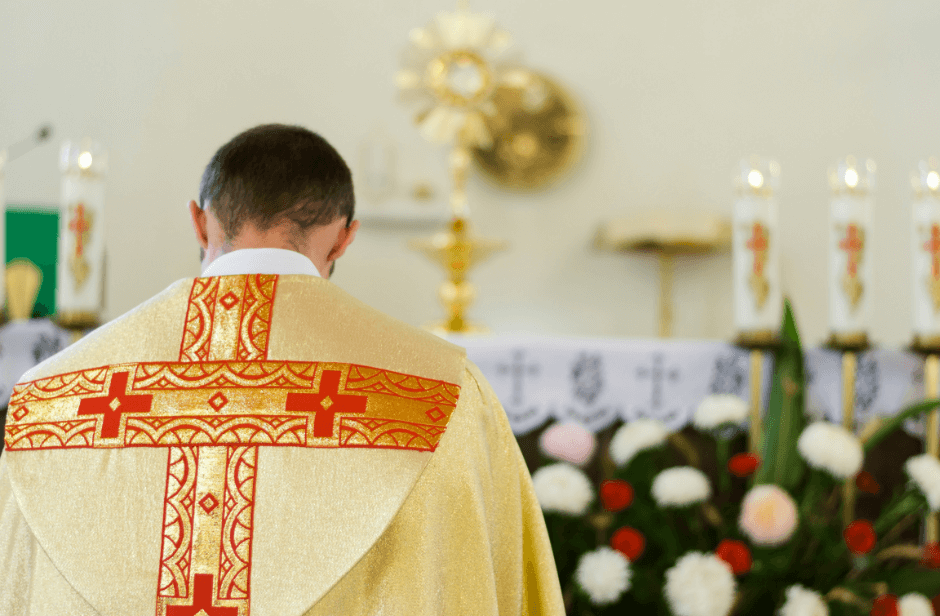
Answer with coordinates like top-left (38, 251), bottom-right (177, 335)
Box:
top-left (922, 542), bottom-right (940, 569)
top-left (600, 479), bottom-right (634, 512)
top-left (610, 526), bottom-right (645, 561)
top-left (855, 471), bottom-right (881, 495)
top-left (727, 453), bottom-right (761, 478)
top-left (844, 519), bottom-right (877, 555)
top-left (715, 539), bottom-right (752, 575)
top-left (871, 593), bottom-right (898, 616)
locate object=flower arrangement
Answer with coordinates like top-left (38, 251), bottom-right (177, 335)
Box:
top-left (534, 302), bottom-right (940, 615)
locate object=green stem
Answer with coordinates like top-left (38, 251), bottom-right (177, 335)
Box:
top-left (864, 399), bottom-right (940, 452)
top-left (874, 491), bottom-right (924, 535)
top-left (799, 469), bottom-right (826, 520)
top-left (717, 436), bottom-right (731, 494)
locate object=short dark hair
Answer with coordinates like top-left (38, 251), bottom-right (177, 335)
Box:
top-left (199, 124), bottom-right (354, 242)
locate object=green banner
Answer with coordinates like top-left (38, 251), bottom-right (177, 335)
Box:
top-left (6, 205), bottom-right (59, 318)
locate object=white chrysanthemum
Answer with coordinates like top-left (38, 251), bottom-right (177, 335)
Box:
top-left (905, 454), bottom-right (940, 511)
top-left (693, 394), bottom-right (749, 431)
top-left (575, 547), bottom-right (632, 605)
top-left (531, 463), bottom-right (594, 515)
top-left (610, 419), bottom-right (669, 467)
top-left (797, 421), bottom-right (863, 479)
top-left (664, 551), bottom-right (736, 616)
top-left (651, 466), bottom-right (712, 508)
top-left (899, 593), bottom-right (933, 616)
top-left (778, 584), bottom-right (828, 616)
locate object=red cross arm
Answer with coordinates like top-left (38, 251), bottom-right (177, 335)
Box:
top-left (285, 370), bottom-right (368, 438)
top-left (77, 371), bottom-right (153, 438)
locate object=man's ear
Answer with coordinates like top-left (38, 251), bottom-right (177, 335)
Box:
top-left (327, 220), bottom-right (359, 261)
top-left (189, 200), bottom-right (209, 250)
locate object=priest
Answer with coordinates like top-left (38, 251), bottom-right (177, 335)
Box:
top-left (0, 124), bottom-right (564, 615)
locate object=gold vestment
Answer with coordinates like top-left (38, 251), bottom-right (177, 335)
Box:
top-left (0, 274), bottom-right (563, 615)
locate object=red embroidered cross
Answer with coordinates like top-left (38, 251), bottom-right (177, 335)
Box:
top-left (925, 225), bottom-right (940, 279)
top-left (77, 371), bottom-right (153, 438)
top-left (839, 224), bottom-right (864, 276)
top-left (745, 222), bottom-right (769, 275)
top-left (69, 203), bottom-right (91, 257)
top-left (166, 574), bottom-right (237, 616)
top-left (286, 370), bottom-right (367, 438)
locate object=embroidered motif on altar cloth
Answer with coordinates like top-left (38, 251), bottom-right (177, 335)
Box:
top-left (2, 274), bottom-right (464, 616)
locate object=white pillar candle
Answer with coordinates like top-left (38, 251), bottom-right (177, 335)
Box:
top-left (57, 140), bottom-right (106, 328)
top-left (732, 158), bottom-right (782, 343)
top-left (828, 157), bottom-right (875, 346)
top-left (912, 158), bottom-right (940, 347)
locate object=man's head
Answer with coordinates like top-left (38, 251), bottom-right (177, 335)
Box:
top-left (188, 124), bottom-right (359, 277)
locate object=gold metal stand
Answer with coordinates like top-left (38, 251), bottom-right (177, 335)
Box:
top-left (658, 251), bottom-right (674, 338)
top-left (842, 351), bottom-right (858, 528)
top-left (925, 354), bottom-right (940, 542)
top-left (409, 138), bottom-right (507, 335)
top-left (594, 212), bottom-right (731, 338)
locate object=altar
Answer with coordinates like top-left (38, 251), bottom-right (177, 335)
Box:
top-left (453, 335), bottom-right (926, 438)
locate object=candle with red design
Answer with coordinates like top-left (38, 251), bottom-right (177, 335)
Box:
top-left (732, 158), bottom-right (782, 341)
top-left (827, 156), bottom-right (875, 344)
top-left (911, 158), bottom-right (940, 347)
top-left (58, 140), bottom-right (107, 328)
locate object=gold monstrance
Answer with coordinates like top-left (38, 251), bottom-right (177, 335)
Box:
top-left (397, 4), bottom-right (516, 334)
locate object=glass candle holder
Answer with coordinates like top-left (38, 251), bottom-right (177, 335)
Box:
top-left (732, 157), bottom-right (781, 344)
top-left (828, 156), bottom-right (875, 347)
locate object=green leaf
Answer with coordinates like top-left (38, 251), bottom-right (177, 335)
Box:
top-left (863, 398), bottom-right (940, 452)
top-left (754, 300), bottom-right (807, 492)
top-left (881, 568), bottom-right (940, 596)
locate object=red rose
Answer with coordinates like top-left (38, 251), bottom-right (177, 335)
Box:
top-left (855, 471), bottom-right (881, 495)
top-left (844, 520), bottom-right (877, 555)
top-left (932, 593), bottom-right (940, 616)
top-left (727, 453), bottom-right (761, 478)
top-left (610, 526), bottom-right (645, 561)
top-left (923, 542), bottom-right (940, 568)
top-left (600, 480), bottom-right (634, 512)
top-left (871, 594), bottom-right (898, 616)
top-left (715, 539), bottom-right (752, 575)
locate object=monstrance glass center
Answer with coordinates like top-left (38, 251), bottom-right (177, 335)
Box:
top-left (428, 50), bottom-right (492, 107)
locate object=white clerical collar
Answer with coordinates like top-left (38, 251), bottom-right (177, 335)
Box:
top-left (201, 248), bottom-right (322, 277)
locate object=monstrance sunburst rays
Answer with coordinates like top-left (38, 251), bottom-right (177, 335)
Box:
top-left (396, 8), bottom-right (522, 149)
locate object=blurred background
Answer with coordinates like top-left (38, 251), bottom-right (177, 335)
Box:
top-left (2, 0), bottom-right (939, 345)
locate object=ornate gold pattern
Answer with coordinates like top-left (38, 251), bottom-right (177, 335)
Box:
top-left (838, 223), bottom-right (865, 312)
top-left (67, 203), bottom-right (93, 290)
top-left (5, 362), bottom-right (459, 451)
top-left (427, 50), bottom-right (493, 108)
top-left (745, 222), bottom-right (770, 309)
top-left (158, 447), bottom-right (199, 598)
top-left (471, 70), bottom-right (584, 191)
top-left (408, 218), bottom-right (507, 333)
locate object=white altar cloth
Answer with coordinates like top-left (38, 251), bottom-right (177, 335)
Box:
top-left (452, 335), bottom-right (927, 437)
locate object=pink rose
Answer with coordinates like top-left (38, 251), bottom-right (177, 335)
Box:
top-left (539, 422), bottom-right (597, 466)
top-left (739, 484), bottom-right (798, 546)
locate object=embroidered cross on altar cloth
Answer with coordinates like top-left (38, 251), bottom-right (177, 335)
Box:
top-left (4, 274), bottom-right (461, 616)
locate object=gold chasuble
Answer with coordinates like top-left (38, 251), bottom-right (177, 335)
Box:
top-left (0, 274), bottom-right (563, 615)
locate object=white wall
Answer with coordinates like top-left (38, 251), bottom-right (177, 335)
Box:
top-left (2, 0), bottom-right (938, 346)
